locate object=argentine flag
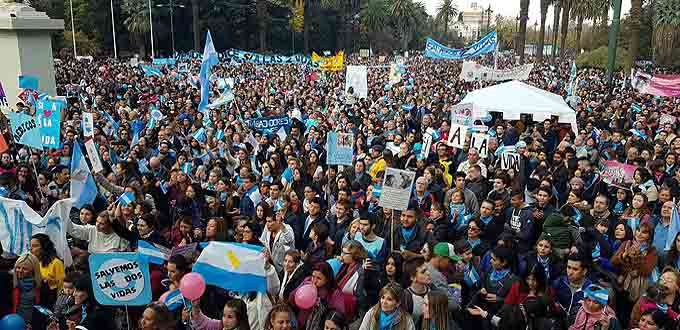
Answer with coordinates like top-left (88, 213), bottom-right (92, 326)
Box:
top-left (118, 191), bottom-right (136, 207)
top-left (142, 65), bottom-right (162, 77)
top-left (192, 242), bottom-right (267, 293)
top-left (162, 289), bottom-right (185, 311)
top-left (198, 30), bottom-right (219, 117)
top-left (138, 240), bottom-right (169, 265)
top-left (70, 143), bottom-right (97, 208)
top-left (665, 203), bottom-right (680, 251)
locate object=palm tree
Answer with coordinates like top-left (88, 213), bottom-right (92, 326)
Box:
top-left (388, 0), bottom-right (412, 50)
top-left (360, 0), bottom-right (388, 48)
top-left (436, 0), bottom-right (457, 37)
top-left (653, 0), bottom-right (680, 66)
top-left (550, 0), bottom-right (561, 57)
top-left (627, 0), bottom-right (642, 69)
top-left (570, 0), bottom-right (593, 53)
top-left (517, 0), bottom-right (530, 64)
top-left (122, 0), bottom-right (151, 56)
top-left (536, 0), bottom-right (551, 62)
top-left (558, 0), bottom-right (572, 56)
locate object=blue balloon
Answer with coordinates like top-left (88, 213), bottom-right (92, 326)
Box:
top-left (0, 314), bottom-right (26, 330)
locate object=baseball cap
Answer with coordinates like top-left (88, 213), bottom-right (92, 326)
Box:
top-left (433, 242), bottom-right (462, 262)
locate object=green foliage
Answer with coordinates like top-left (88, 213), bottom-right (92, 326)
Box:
top-left (576, 46), bottom-right (628, 70)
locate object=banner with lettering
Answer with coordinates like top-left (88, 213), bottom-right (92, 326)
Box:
top-left (630, 69), bottom-right (680, 97)
top-left (0, 82), bottom-right (8, 110)
top-left (425, 31), bottom-right (497, 60)
top-left (225, 49), bottom-right (310, 65)
top-left (152, 58), bottom-right (177, 66)
top-left (311, 51), bottom-right (344, 71)
top-left (601, 160), bottom-right (636, 187)
top-left (460, 61), bottom-right (534, 82)
top-left (36, 99), bottom-right (64, 148)
top-left (89, 252), bottom-right (152, 306)
top-left (244, 115), bottom-right (292, 132)
top-left (8, 111), bottom-right (42, 149)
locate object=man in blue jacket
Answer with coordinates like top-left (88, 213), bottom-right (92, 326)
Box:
top-left (552, 253), bottom-right (592, 326)
top-left (504, 191), bottom-right (535, 253)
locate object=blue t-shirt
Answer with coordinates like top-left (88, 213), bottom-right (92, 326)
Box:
top-left (355, 232), bottom-right (387, 263)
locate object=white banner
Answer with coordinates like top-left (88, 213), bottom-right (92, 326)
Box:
top-left (85, 139), bottom-right (104, 173)
top-left (345, 65), bottom-right (368, 99)
top-left (447, 124), bottom-right (468, 149)
top-left (470, 133), bottom-right (490, 159)
top-left (460, 61), bottom-right (534, 82)
top-left (83, 112), bottom-right (94, 138)
top-left (379, 167), bottom-right (416, 211)
top-left (0, 197), bottom-right (73, 266)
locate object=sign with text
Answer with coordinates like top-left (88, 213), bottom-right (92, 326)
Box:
top-left (326, 132), bottom-right (354, 166)
top-left (500, 151), bottom-right (520, 172)
top-left (447, 124), bottom-right (468, 149)
top-left (89, 252), bottom-right (152, 306)
top-left (601, 160), bottom-right (636, 187)
top-left (451, 103), bottom-right (474, 126)
top-left (470, 133), bottom-right (490, 159)
top-left (244, 115), bottom-right (292, 132)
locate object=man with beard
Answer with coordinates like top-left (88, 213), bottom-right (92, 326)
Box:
top-left (466, 165), bottom-right (490, 203)
top-left (157, 139), bottom-right (176, 170)
top-left (551, 151), bottom-right (570, 205)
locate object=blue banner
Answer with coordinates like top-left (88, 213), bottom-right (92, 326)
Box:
top-left (89, 252), bottom-right (152, 306)
top-left (36, 99), bottom-right (63, 148)
top-left (8, 112), bottom-right (42, 149)
top-left (18, 75), bottom-right (39, 90)
top-left (326, 132), bottom-right (354, 166)
top-left (225, 49), bottom-right (310, 65)
top-left (244, 115), bottom-right (292, 131)
top-left (425, 31), bottom-right (497, 60)
top-left (152, 58), bottom-right (177, 66)
top-left (142, 65), bottom-right (162, 77)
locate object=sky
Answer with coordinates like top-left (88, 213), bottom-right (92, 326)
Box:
top-left (422, 0), bottom-right (633, 26)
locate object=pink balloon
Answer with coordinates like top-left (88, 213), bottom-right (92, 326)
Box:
top-left (179, 272), bottom-right (206, 300)
top-left (294, 284), bottom-right (318, 309)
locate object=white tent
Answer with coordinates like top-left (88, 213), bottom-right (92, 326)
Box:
top-left (461, 80), bottom-right (578, 135)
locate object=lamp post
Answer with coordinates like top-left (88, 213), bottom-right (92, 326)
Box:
top-left (148, 0), bottom-right (155, 58)
top-left (157, 0), bottom-right (185, 55)
top-left (69, 0), bottom-right (77, 58)
top-left (111, 0), bottom-right (118, 59)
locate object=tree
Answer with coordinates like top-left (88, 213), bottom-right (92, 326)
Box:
top-left (653, 0), bottom-right (680, 66)
top-left (570, 0), bottom-right (593, 54)
top-left (517, 0), bottom-right (530, 64)
top-left (536, 0), bottom-right (551, 61)
top-left (559, 0), bottom-right (572, 56)
top-left (627, 0), bottom-right (642, 69)
top-left (435, 0), bottom-right (457, 37)
top-left (192, 0), bottom-right (200, 50)
top-left (551, 0), bottom-right (561, 57)
top-left (360, 0), bottom-right (388, 49)
top-left (122, 0), bottom-right (151, 56)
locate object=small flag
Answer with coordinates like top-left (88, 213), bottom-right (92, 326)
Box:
top-left (192, 128), bottom-right (207, 143)
top-left (192, 242), bottom-right (268, 292)
top-left (276, 127), bottom-right (287, 141)
top-left (665, 204), bottom-right (680, 251)
top-left (632, 104), bottom-right (642, 113)
top-left (182, 162), bottom-right (192, 174)
top-left (216, 130), bottom-right (224, 141)
top-left (161, 289), bottom-right (185, 311)
top-left (18, 75), bottom-right (39, 90)
top-left (160, 180), bottom-right (170, 194)
top-left (117, 191), bottom-right (136, 207)
top-left (138, 240), bottom-right (169, 265)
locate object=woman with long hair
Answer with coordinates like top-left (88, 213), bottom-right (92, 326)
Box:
top-left (378, 252), bottom-right (405, 289)
top-left (30, 233), bottom-right (64, 307)
top-left (12, 254), bottom-right (42, 327)
top-left (186, 298), bottom-right (251, 330)
top-left (621, 193), bottom-right (653, 232)
top-left (520, 236), bottom-right (563, 283)
top-left (421, 290), bottom-right (458, 330)
top-left (141, 302), bottom-right (177, 330)
top-left (358, 284), bottom-right (415, 330)
top-left (334, 240), bottom-right (367, 320)
top-left (264, 304), bottom-right (294, 330)
top-left (292, 262), bottom-right (342, 329)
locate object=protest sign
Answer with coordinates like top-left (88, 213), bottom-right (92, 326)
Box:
top-left (425, 31), bottom-right (497, 60)
top-left (451, 103), bottom-right (474, 125)
top-left (345, 65), bottom-right (368, 99)
top-left (470, 133), bottom-right (490, 158)
top-left (500, 150), bottom-right (520, 172)
top-left (85, 139), bottom-right (104, 172)
top-left (447, 124), bottom-right (468, 149)
top-left (326, 132), bottom-right (354, 165)
top-left (152, 58), bottom-right (176, 66)
top-left (244, 115), bottom-right (292, 132)
top-left (36, 99), bottom-right (64, 148)
top-left (83, 112), bottom-right (94, 137)
top-left (89, 252), bottom-right (152, 306)
top-left (379, 167), bottom-right (416, 211)
top-left (360, 49), bottom-right (370, 57)
top-left (660, 114), bottom-right (676, 126)
top-left (601, 160), bottom-right (636, 187)
top-left (389, 63), bottom-right (402, 84)
top-left (311, 51), bottom-right (344, 71)
top-left (8, 112), bottom-right (42, 149)
top-left (631, 69), bottom-right (680, 97)
top-left (419, 134), bottom-right (433, 161)
top-left (0, 81), bottom-right (8, 110)
top-left (225, 49), bottom-right (310, 65)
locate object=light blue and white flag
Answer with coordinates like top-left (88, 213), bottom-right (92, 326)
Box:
top-left (182, 162), bottom-right (192, 174)
top-left (198, 30), bottom-right (219, 117)
top-left (138, 240), bottom-right (170, 265)
top-left (142, 65), bottom-right (162, 77)
top-left (425, 31), bottom-right (497, 60)
top-left (8, 111), bottom-right (43, 149)
top-left (70, 143), bottom-right (97, 209)
top-left (192, 128), bottom-right (207, 143)
top-left (567, 61), bottom-right (577, 97)
top-left (665, 203), bottom-right (680, 251)
top-left (0, 197), bottom-right (73, 266)
top-left (118, 191), bottom-right (136, 207)
top-left (192, 242), bottom-right (268, 292)
top-left (161, 289), bottom-right (185, 311)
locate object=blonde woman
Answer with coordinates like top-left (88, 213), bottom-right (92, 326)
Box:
top-left (359, 284), bottom-right (415, 330)
top-left (12, 254), bottom-right (43, 326)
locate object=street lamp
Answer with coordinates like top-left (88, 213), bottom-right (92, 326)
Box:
top-left (157, 0), bottom-right (185, 55)
top-left (69, 0), bottom-right (77, 58)
top-left (111, 0), bottom-right (118, 59)
top-left (148, 0), bottom-right (155, 58)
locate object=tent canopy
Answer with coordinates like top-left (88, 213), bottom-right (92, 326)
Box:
top-left (461, 80), bottom-right (578, 134)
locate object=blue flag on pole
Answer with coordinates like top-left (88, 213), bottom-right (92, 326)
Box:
top-left (142, 65), bottom-right (162, 77)
top-left (8, 112), bottom-right (43, 149)
top-left (70, 143), bottom-right (97, 208)
top-left (18, 75), bottom-right (39, 90)
top-left (118, 191), bottom-right (136, 207)
top-left (198, 30), bottom-right (219, 116)
top-left (666, 204), bottom-right (680, 251)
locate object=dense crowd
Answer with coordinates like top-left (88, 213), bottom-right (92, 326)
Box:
top-left (0, 50), bottom-right (679, 330)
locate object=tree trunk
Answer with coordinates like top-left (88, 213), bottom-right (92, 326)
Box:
top-left (627, 0), bottom-right (642, 70)
top-left (518, 0), bottom-right (530, 64)
top-left (551, 0), bottom-right (561, 58)
top-left (303, 1), bottom-right (310, 53)
top-left (192, 0), bottom-right (200, 51)
top-left (536, 0), bottom-right (549, 62)
top-left (257, 0), bottom-right (267, 50)
top-left (575, 15), bottom-right (583, 53)
top-left (559, 0), bottom-right (570, 57)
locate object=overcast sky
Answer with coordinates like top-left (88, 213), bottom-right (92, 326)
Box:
top-left (422, 0), bottom-right (633, 26)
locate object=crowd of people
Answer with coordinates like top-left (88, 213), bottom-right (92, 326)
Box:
top-left (0, 48), bottom-right (679, 330)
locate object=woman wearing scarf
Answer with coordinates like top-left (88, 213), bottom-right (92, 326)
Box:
top-left (333, 240), bottom-right (366, 321)
top-left (358, 284), bottom-right (415, 330)
top-left (520, 236), bottom-right (563, 283)
top-left (621, 193), bottom-right (653, 233)
top-left (569, 284), bottom-right (620, 330)
top-left (12, 254), bottom-right (42, 327)
top-left (469, 246), bottom-right (518, 326)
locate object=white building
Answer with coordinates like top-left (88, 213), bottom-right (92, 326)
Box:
top-left (451, 2), bottom-right (493, 41)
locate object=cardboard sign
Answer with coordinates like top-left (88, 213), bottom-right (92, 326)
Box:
top-left (89, 253), bottom-right (152, 306)
top-left (500, 151), bottom-right (520, 172)
top-left (447, 124), bottom-right (468, 149)
top-left (379, 167), bottom-right (415, 211)
top-left (451, 103), bottom-right (474, 125)
top-left (470, 133), bottom-right (490, 159)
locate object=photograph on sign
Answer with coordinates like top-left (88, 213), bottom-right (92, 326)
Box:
top-left (379, 167), bottom-right (415, 211)
top-left (451, 103), bottom-right (474, 125)
top-left (327, 132), bottom-right (354, 165)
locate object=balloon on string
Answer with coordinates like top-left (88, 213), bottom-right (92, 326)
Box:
top-left (0, 314), bottom-right (25, 330)
top-left (179, 272), bottom-right (206, 301)
top-left (294, 284), bottom-right (318, 309)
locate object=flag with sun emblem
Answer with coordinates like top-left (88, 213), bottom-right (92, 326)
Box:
top-left (192, 242), bottom-right (267, 293)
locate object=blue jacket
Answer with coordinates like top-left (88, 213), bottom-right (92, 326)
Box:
top-left (552, 276), bottom-right (592, 325)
